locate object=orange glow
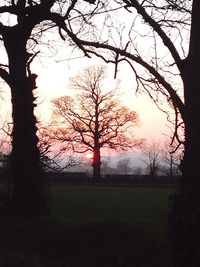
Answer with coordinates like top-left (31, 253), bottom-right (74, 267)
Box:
top-left (85, 153), bottom-right (93, 159)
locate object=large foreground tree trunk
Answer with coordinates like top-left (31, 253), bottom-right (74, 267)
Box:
top-left (3, 27), bottom-right (47, 214)
top-left (169, 2), bottom-right (200, 265)
top-left (170, 115), bottom-right (200, 267)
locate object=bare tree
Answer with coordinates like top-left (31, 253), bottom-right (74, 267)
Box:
top-left (142, 138), bottom-right (182, 178)
top-left (142, 141), bottom-right (162, 179)
top-left (52, 65), bottom-right (141, 179)
top-left (161, 139), bottom-right (181, 179)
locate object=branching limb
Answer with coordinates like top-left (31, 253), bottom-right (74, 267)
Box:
top-left (76, 38), bottom-right (185, 120)
top-left (0, 67), bottom-right (11, 87)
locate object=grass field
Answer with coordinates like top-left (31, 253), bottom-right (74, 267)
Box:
top-left (0, 184), bottom-right (173, 267)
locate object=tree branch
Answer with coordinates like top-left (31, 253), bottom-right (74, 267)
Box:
top-left (67, 35), bottom-right (185, 121)
top-left (0, 67), bottom-right (11, 86)
top-left (123, 0), bottom-right (186, 71)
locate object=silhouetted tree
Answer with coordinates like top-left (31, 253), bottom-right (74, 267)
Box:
top-left (142, 141), bottom-right (161, 179)
top-left (52, 66), bottom-right (141, 179)
top-left (161, 139), bottom-right (181, 178)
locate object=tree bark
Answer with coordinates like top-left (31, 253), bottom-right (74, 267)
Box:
top-left (92, 101), bottom-right (101, 180)
top-left (92, 149), bottom-right (101, 179)
top-left (170, 94), bottom-right (200, 266)
top-left (170, 104), bottom-right (200, 266)
top-left (169, 1), bottom-right (200, 265)
top-left (3, 27), bottom-right (48, 214)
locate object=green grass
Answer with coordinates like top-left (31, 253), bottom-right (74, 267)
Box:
top-left (0, 184), bottom-right (173, 267)
top-left (51, 184), bottom-right (171, 238)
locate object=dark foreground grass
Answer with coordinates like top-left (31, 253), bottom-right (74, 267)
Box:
top-left (0, 184), bottom-right (173, 267)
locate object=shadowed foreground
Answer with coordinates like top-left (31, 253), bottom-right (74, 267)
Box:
top-left (0, 185), bottom-right (172, 267)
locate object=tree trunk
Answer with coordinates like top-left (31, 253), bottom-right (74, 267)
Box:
top-left (169, 1), bottom-right (200, 265)
top-left (93, 103), bottom-right (101, 179)
top-left (169, 111), bottom-right (200, 266)
top-left (4, 27), bottom-right (48, 214)
top-left (92, 149), bottom-right (101, 179)
top-left (169, 155), bottom-right (173, 179)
